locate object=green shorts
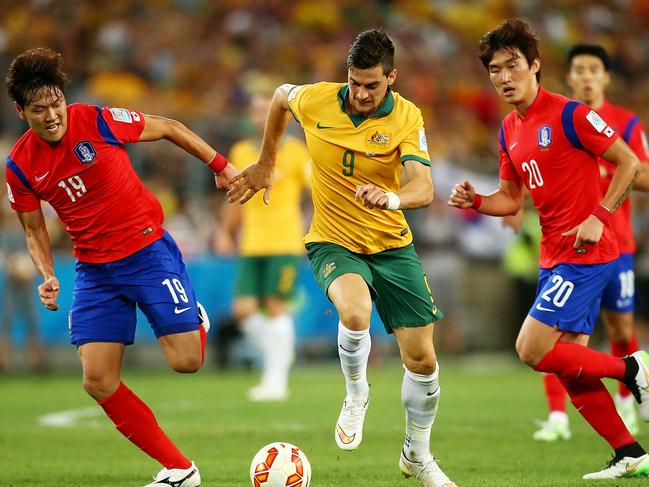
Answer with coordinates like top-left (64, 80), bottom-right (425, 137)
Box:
top-left (234, 255), bottom-right (302, 300)
top-left (306, 242), bottom-right (443, 333)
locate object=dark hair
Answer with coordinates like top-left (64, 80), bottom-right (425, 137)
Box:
top-left (347, 28), bottom-right (395, 75)
top-left (566, 43), bottom-right (610, 71)
top-left (479, 18), bottom-right (541, 82)
top-left (6, 48), bottom-right (69, 107)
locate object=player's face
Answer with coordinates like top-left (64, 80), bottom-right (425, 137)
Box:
top-left (488, 48), bottom-right (540, 109)
top-left (15, 86), bottom-right (68, 144)
top-left (249, 94), bottom-right (273, 132)
top-left (567, 54), bottom-right (610, 107)
top-left (347, 65), bottom-right (397, 117)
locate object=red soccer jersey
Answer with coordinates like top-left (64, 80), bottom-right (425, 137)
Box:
top-left (499, 88), bottom-right (619, 268)
top-left (5, 103), bottom-right (164, 263)
top-left (596, 100), bottom-right (649, 254)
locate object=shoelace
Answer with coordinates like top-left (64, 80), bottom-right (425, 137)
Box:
top-left (340, 399), bottom-right (367, 427)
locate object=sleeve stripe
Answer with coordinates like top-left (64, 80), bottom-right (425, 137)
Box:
top-left (400, 154), bottom-right (430, 166)
top-left (561, 101), bottom-right (585, 151)
top-left (95, 106), bottom-right (120, 146)
top-left (6, 156), bottom-right (34, 191)
top-left (623, 116), bottom-right (639, 144)
top-left (498, 125), bottom-right (510, 159)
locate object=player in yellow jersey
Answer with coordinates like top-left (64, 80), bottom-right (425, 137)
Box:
top-left (228, 29), bottom-right (456, 487)
top-left (216, 90), bottom-right (310, 401)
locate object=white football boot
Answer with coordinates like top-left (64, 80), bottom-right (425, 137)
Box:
top-left (627, 351), bottom-right (649, 421)
top-left (533, 411), bottom-right (571, 442)
top-left (399, 450), bottom-right (457, 487)
top-left (334, 395), bottom-right (369, 450)
top-left (197, 302), bottom-right (210, 334)
top-left (583, 454), bottom-right (649, 480)
top-left (143, 461), bottom-right (200, 487)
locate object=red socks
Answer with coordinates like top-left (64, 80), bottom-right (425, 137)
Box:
top-left (542, 373), bottom-right (567, 412)
top-left (559, 375), bottom-right (635, 449)
top-left (534, 341), bottom-right (626, 380)
top-left (611, 333), bottom-right (639, 398)
top-left (99, 382), bottom-right (191, 469)
top-left (199, 324), bottom-right (207, 365)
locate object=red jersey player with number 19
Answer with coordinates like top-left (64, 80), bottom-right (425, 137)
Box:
top-left (4, 48), bottom-right (237, 487)
top-left (534, 43), bottom-right (649, 444)
top-left (448, 19), bottom-right (649, 480)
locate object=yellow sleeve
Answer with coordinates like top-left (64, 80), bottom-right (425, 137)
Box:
top-left (287, 84), bottom-right (314, 125)
top-left (399, 112), bottom-right (431, 166)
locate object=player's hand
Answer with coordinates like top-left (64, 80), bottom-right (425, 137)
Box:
top-left (502, 209), bottom-right (524, 233)
top-left (214, 162), bottom-right (240, 191)
top-left (562, 215), bottom-right (604, 250)
top-left (448, 180), bottom-right (476, 209)
top-left (355, 184), bottom-right (388, 209)
top-left (227, 162), bottom-right (273, 205)
top-left (38, 276), bottom-right (60, 311)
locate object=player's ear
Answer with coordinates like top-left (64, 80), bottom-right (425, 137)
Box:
top-left (387, 69), bottom-right (397, 86)
top-left (531, 58), bottom-right (541, 76)
top-left (14, 102), bottom-right (26, 121)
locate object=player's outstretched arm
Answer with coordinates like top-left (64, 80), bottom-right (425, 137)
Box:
top-left (227, 84), bottom-right (295, 205)
top-left (137, 114), bottom-right (238, 190)
top-left (448, 178), bottom-right (523, 216)
top-left (15, 209), bottom-right (60, 311)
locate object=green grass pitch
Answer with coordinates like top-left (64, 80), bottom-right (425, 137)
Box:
top-left (0, 356), bottom-right (641, 486)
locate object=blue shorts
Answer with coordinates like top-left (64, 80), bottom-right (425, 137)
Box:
top-left (601, 253), bottom-right (635, 313)
top-left (69, 232), bottom-right (199, 346)
top-left (529, 261), bottom-right (617, 335)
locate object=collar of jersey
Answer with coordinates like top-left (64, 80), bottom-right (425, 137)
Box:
top-left (337, 85), bottom-right (394, 127)
top-left (518, 86), bottom-right (548, 119)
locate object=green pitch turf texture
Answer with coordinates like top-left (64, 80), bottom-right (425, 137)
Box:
top-left (0, 356), bottom-right (642, 486)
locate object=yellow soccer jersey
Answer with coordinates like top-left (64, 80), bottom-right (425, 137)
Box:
top-left (229, 136), bottom-right (310, 256)
top-left (288, 82), bottom-right (431, 254)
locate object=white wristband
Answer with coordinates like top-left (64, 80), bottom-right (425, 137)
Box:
top-left (385, 191), bottom-right (400, 210)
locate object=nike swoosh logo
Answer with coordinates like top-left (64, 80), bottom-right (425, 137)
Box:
top-left (174, 306), bottom-right (191, 314)
top-left (625, 457), bottom-right (646, 474)
top-left (336, 424), bottom-right (356, 444)
top-left (509, 142), bottom-right (518, 150)
top-left (35, 172), bottom-right (50, 181)
top-left (535, 303), bottom-right (555, 312)
top-left (316, 122), bottom-right (335, 129)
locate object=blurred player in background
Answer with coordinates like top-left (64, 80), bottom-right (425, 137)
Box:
top-left (4, 48), bottom-right (237, 487)
top-left (449, 19), bottom-right (649, 480)
top-left (0, 201), bottom-right (45, 372)
top-left (533, 43), bottom-right (649, 443)
top-left (215, 88), bottom-right (310, 401)
top-left (228, 29), bottom-right (455, 487)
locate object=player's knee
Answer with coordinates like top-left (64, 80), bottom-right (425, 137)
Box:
top-left (169, 354), bottom-right (202, 373)
top-left (83, 376), bottom-right (119, 401)
top-left (403, 353), bottom-right (437, 375)
top-left (338, 310), bottom-right (371, 331)
top-left (515, 342), bottom-right (539, 367)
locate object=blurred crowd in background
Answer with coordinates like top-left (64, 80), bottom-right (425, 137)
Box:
top-left (2, 0), bottom-right (649, 368)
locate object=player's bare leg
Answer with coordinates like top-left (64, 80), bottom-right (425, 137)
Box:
top-left (395, 324), bottom-right (456, 487)
top-left (79, 342), bottom-right (200, 486)
top-left (328, 273), bottom-right (372, 450)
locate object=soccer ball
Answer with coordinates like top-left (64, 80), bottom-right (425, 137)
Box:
top-left (250, 442), bottom-right (311, 487)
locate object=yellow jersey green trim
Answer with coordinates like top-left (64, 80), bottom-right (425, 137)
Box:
top-left (400, 154), bottom-right (431, 166)
top-left (337, 85), bottom-right (395, 128)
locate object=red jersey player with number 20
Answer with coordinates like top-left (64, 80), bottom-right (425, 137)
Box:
top-left (4, 48), bottom-right (237, 487)
top-left (448, 19), bottom-right (649, 481)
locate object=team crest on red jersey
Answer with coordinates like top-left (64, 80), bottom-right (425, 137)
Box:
top-left (537, 125), bottom-right (552, 148)
top-left (74, 141), bottom-right (97, 164)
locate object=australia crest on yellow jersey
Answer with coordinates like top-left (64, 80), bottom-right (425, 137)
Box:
top-left (366, 128), bottom-right (392, 148)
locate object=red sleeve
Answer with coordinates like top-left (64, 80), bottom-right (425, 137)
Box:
top-left (626, 120), bottom-right (649, 162)
top-left (5, 164), bottom-right (40, 212)
top-left (572, 104), bottom-right (619, 156)
top-left (99, 107), bottom-right (145, 144)
top-left (498, 126), bottom-right (520, 181)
